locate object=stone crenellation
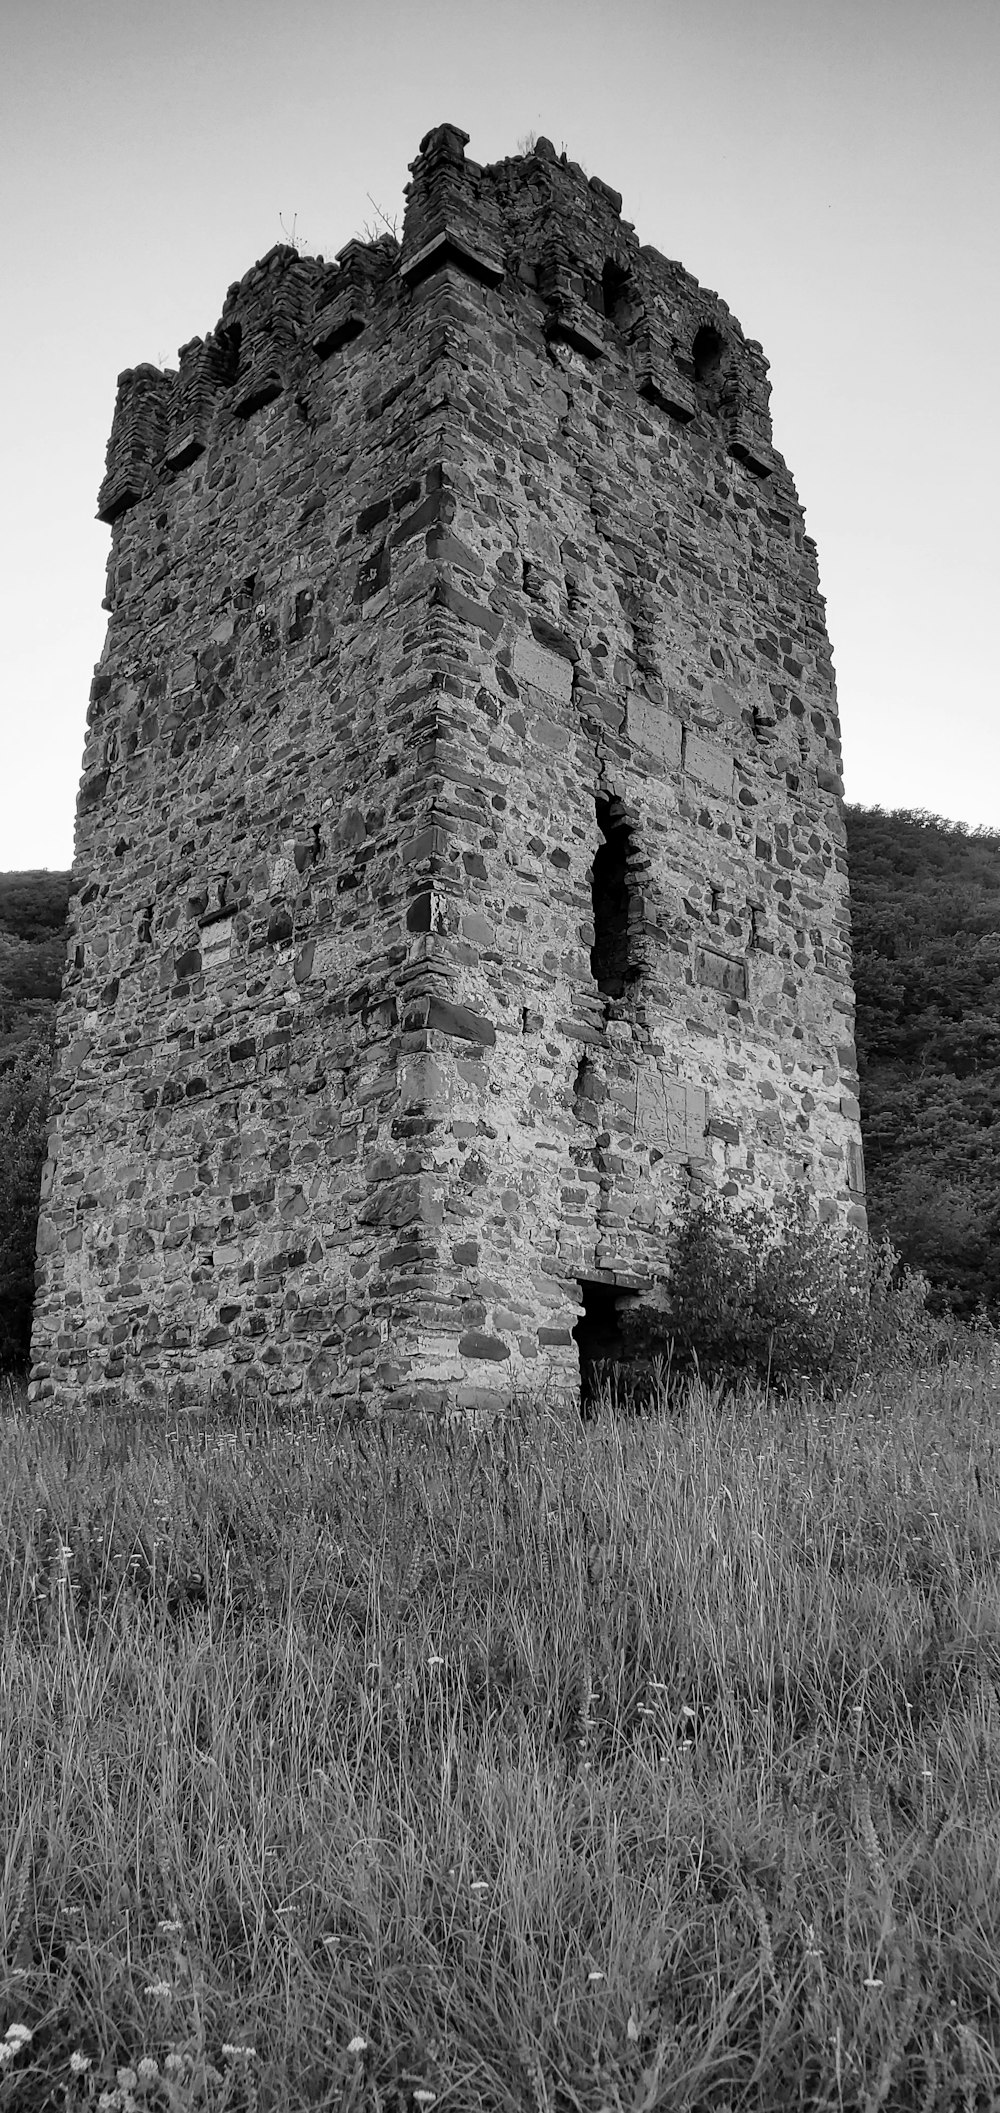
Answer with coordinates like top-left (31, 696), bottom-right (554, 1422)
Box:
top-left (30, 123), bottom-right (865, 1415)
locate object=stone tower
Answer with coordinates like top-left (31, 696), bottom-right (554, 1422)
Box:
top-left (30, 125), bottom-right (865, 1415)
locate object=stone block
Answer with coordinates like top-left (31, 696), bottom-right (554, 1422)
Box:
top-left (627, 692), bottom-right (682, 768)
top-left (513, 634), bottom-right (574, 703)
top-left (201, 915), bottom-right (234, 972)
top-left (684, 730), bottom-right (735, 798)
top-left (635, 1074), bottom-right (707, 1158)
top-left (695, 947), bottom-right (747, 1000)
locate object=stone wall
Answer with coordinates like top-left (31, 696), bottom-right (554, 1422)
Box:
top-left (29, 123), bottom-right (865, 1415)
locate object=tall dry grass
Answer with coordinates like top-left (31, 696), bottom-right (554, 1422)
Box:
top-left (2, 1354), bottom-right (1000, 2111)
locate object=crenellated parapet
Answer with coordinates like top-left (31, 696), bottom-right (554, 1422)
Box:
top-left (95, 123), bottom-right (779, 534)
top-left (313, 236), bottom-right (398, 357)
top-left (165, 330), bottom-right (239, 470)
top-left (97, 243), bottom-right (366, 524)
top-left (400, 122), bottom-right (504, 288)
top-left (97, 364), bottom-right (174, 524)
top-left (220, 244), bottom-right (330, 417)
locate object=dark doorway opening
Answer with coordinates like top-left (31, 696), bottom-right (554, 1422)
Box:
top-left (575, 1281), bottom-right (638, 1415)
top-left (591, 798), bottom-right (637, 999)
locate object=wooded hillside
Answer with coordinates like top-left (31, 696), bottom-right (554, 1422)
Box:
top-left (0, 870), bottom-right (70, 1366)
top-left (845, 806), bottom-right (1000, 1316)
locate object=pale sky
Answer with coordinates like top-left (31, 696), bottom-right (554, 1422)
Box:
top-left (3, 0), bottom-right (998, 872)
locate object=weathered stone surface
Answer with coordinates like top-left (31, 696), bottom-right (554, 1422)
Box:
top-left (512, 634), bottom-right (574, 702)
top-left (627, 693), bottom-right (682, 769)
top-left (30, 122), bottom-right (864, 1417)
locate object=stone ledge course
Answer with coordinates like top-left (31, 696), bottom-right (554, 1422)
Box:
top-left (30, 122), bottom-right (865, 1414)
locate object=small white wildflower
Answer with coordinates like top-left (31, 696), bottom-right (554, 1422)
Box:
top-left (470, 1879), bottom-right (488, 1892)
top-left (864, 1977), bottom-right (883, 1989)
top-left (136, 2057), bottom-right (159, 2081)
top-left (4, 2024), bottom-right (33, 2046)
top-left (97, 2094), bottom-right (121, 2112)
top-left (427, 1655), bottom-right (445, 1667)
top-left (163, 2053), bottom-right (187, 2075)
top-left (347, 2035), bottom-right (368, 2056)
top-left (157, 1919), bottom-right (183, 1936)
top-left (587, 1970), bottom-right (606, 1983)
top-left (222, 2044), bottom-right (256, 2059)
top-left (144, 1980), bottom-right (172, 1998)
top-left (70, 2050), bottom-right (92, 2076)
top-left (117, 2067), bottom-right (139, 2091)
top-left (413, 2093), bottom-right (436, 2107)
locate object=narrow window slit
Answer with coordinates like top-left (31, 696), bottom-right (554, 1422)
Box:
top-left (601, 258), bottom-right (631, 330)
top-left (591, 797), bottom-right (639, 999)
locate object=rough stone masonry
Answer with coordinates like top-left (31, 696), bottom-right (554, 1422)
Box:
top-left (29, 123), bottom-right (865, 1416)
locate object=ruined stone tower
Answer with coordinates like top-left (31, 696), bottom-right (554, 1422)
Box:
top-left (30, 124), bottom-right (865, 1415)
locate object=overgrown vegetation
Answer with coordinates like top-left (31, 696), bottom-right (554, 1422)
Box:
top-left (622, 1190), bottom-right (940, 1396)
top-left (3, 1358), bottom-right (1000, 2110)
top-left (0, 869), bottom-right (69, 1070)
top-left (0, 1052), bottom-right (50, 1373)
top-left (0, 871), bottom-right (68, 1371)
top-left (846, 806), bottom-right (1000, 1318)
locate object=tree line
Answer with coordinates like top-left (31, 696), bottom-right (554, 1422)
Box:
top-left (1, 807), bottom-right (998, 1369)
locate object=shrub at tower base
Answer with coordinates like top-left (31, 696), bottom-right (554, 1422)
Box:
top-left (615, 1190), bottom-right (938, 1397)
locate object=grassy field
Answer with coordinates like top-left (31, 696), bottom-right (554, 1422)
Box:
top-left (2, 1354), bottom-right (1000, 2113)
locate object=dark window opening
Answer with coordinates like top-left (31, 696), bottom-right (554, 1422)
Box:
top-left (406, 887), bottom-right (432, 933)
top-left (574, 1281), bottom-right (638, 1414)
top-left (591, 798), bottom-right (638, 999)
top-left (692, 325), bottom-right (728, 413)
top-left (601, 258), bottom-right (631, 330)
top-left (214, 321), bottom-right (242, 384)
top-left (573, 1052), bottom-right (600, 1122)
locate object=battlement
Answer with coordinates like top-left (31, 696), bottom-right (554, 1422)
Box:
top-left (98, 122), bottom-right (775, 526)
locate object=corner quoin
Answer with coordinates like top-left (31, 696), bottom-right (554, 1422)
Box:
top-left (29, 123), bottom-right (866, 1417)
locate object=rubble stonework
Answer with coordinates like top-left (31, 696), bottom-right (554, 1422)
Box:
top-left (29, 124), bottom-right (865, 1415)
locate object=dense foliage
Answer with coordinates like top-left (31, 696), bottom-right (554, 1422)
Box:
top-left (845, 807), bottom-right (1000, 1317)
top-left (0, 870), bottom-right (69, 1369)
top-left (622, 1188), bottom-right (937, 1395)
